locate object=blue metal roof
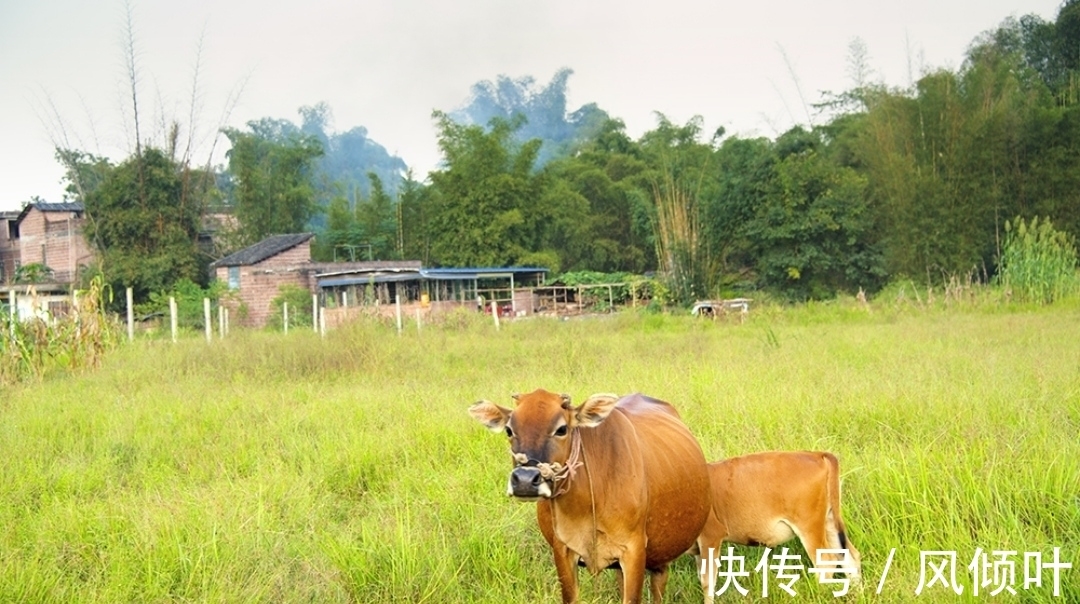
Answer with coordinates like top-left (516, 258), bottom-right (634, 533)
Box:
top-left (316, 266), bottom-right (547, 289)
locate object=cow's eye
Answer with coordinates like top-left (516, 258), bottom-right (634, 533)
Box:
top-left (553, 425), bottom-right (568, 437)
top-left (504, 426), bottom-right (514, 438)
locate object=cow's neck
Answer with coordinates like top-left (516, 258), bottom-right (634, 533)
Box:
top-left (549, 412), bottom-right (647, 572)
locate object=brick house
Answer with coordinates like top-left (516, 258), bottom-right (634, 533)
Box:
top-left (0, 202), bottom-right (93, 285)
top-left (210, 233), bottom-right (317, 328)
top-left (0, 203), bottom-right (94, 319)
top-left (0, 210), bottom-right (20, 283)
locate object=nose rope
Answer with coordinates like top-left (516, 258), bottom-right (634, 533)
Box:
top-left (510, 428), bottom-right (583, 497)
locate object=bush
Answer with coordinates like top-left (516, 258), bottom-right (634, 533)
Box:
top-left (997, 216), bottom-right (1078, 304)
top-left (269, 284), bottom-right (315, 330)
top-left (554, 271), bottom-right (670, 309)
top-left (137, 279), bottom-right (227, 331)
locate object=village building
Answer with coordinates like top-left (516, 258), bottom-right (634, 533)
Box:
top-left (211, 233), bottom-right (548, 329)
top-left (0, 202), bottom-right (94, 319)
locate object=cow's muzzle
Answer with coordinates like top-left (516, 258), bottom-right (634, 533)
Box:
top-left (507, 466), bottom-right (552, 499)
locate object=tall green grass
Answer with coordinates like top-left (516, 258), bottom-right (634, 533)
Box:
top-left (998, 216), bottom-right (1079, 304)
top-left (0, 303), bottom-right (1077, 602)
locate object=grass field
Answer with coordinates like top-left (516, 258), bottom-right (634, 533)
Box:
top-left (1, 298), bottom-right (1078, 602)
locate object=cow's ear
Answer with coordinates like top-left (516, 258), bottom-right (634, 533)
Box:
top-left (574, 393), bottom-right (619, 428)
top-left (469, 400), bottom-right (512, 432)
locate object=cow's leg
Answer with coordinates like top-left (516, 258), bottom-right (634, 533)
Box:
top-left (648, 565), bottom-right (669, 603)
top-left (617, 538), bottom-right (648, 604)
top-left (795, 520), bottom-right (835, 580)
top-left (551, 542), bottom-right (580, 603)
top-left (696, 519), bottom-right (723, 604)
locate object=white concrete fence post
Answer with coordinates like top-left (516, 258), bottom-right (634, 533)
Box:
top-left (169, 296), bottom-right (177, 343)
top-left (126, 287), bottom-right (134, 341)
top-left (204, 298), bottom-right (211, 342)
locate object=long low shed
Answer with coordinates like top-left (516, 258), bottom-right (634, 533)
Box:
top-left (315, 266), bottom-right (548, 316)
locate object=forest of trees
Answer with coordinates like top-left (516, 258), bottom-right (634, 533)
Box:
top-left (55, 3), bottom-right (1080, 306)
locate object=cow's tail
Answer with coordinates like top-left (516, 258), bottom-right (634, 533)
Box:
top-left (823, 452), bottom-right (861, 580)
top-left (822, 452), bottom-right (849, 550)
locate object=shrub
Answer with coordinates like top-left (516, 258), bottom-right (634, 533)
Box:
top-left (137, 279), bottom-right (226, 331)
top-left (269, 284), bottom-right (315, 330)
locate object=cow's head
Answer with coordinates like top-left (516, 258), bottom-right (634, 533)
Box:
top-left (469, 388), bottom-right (619, 500)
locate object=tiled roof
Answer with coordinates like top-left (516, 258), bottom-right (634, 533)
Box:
top-left (210, 233), bottom-right (314, 267)
top-left (33, 202), bottom-right (85, 213)
top-left (15, 201), bottom-right (85, 225)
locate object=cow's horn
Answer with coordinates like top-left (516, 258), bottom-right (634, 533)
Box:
top-left (560, 393), bottom-right (572, 409)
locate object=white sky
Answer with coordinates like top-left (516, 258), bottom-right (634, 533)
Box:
top-left (0, 0), bottom-right (1062, 211)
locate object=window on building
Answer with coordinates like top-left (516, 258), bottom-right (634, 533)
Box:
top-left (228, 266), bottom-right (240, 290)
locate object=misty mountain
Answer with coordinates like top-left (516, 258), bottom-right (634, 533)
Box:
top-left (231, 104), bottom-right (408, 230)
top-left (452, 68), bottom-right (610, 166)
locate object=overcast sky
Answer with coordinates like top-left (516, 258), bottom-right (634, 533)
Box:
top-left (0, 0), bottom-right (1062, 211)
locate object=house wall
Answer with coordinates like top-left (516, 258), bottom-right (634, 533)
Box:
top-left (17, 208), bottom-right (93, 284)
top-left (0, 216), bottom-right (18, 283)
top-left (216, 240), bottom-right (314, 328)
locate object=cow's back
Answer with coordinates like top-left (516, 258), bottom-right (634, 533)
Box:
top-left (611, 393), bottom-right (711, 568)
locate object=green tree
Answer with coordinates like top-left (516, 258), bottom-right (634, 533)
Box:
top-left (82, 147), bottom-right (207, 303)
top-left (542, 118), bottom-right (654, 273)
top-left (638, 114), bottom-right (723, 304)
top-left (427, 111), bottom-right (547, 267)
top-left (744, 128), bottom-right (884, 300)
top-left (398, 171), bottom-right (432, 264)
top-left (222, 121), bottom-right (324, 247)
top-left (356, 173), bottom-right (398, 260)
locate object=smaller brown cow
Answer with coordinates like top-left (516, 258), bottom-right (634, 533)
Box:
top-left (695, 451), bottom-right (861, 602)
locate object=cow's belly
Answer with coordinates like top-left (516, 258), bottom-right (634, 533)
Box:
top-left (731, 519), bottom-right (796, 548)
top-left (555, 516), bottom-right (629, 574)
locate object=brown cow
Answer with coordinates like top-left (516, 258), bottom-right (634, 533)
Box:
top-left (695, 451), bottom-right (861, 603)
top-left (469, 389), bottom-right (711, 604)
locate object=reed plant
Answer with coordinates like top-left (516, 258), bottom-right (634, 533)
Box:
top-left (997, 216), bottom-right (1078, 304)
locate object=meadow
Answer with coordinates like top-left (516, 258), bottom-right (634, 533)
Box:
top-left (1, 296), bottom-right (1078, 603)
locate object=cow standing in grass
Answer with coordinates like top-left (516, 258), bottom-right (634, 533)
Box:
top-left (695, 451), bottom-right (861, 603)
top-left (470, 389), bottom-right (711, 604)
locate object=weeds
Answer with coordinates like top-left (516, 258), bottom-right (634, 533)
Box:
top-left (0, 276), bottom-right (119, 385)
top-left (997, 216), bottom-right (1079, 304)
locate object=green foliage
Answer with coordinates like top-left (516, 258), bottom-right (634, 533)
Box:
top-left (268, 284), bottom-right (315, 330)
top-left (55, 149), bottom-right (113, 202)
top-left (136, 279), bottom-right (226, 331)
top-left (745, 128), bottom-right (885, 300)
top-left (997, 216), bottom-right (1079, 303)
top-left (313, 173), bottom-right (401, 262)
top-left (541, 119), bottom-right (654, 273)
top-left (427, 112), bottom-right (549, 267)
top-left (82, 147), bottom-right (208, 306)
top-left (640, 115), bottom-right (720, 305)
top-left (222, 121), bottom-right (324, 248)
top-left (13, 263), bottom-right (54, 284)
top-left (555, 270), bottom-right (669, 308)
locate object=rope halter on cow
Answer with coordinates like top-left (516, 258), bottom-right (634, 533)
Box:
top-left (510, 427), bottom-right (583, 498)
